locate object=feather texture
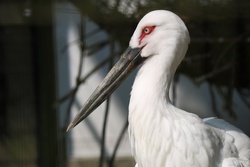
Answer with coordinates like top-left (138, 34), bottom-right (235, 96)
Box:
top-left (127, 10), bottom-right (250, 167)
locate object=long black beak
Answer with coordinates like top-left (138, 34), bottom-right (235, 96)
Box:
top-left (67, 46), bottom-right (145, 131)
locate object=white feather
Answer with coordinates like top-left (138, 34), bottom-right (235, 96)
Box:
top-left (127, 10), bottom-right (250, 167)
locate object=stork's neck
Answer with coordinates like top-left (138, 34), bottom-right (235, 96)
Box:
top-left (128, 50), bottom-right (184, 166)
top-left (130, 50), bottom-right (181, 111)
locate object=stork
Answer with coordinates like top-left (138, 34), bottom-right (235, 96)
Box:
top-left (67, 10), bottom-right (250, 167)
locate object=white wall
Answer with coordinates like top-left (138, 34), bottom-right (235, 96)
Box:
top-left (54, 2), bottom-right (132, 158)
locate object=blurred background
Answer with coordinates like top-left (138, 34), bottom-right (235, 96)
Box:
top-left (0, 0), bottom-right (250, 167)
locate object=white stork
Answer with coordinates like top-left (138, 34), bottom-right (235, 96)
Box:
top-left (67, 10), bottom-right (250, 167)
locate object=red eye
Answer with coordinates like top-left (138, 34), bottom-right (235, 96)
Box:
top-left (139, 26), bottom-right (155, 44)
top-left (143, 26), bottom-right (154, 34)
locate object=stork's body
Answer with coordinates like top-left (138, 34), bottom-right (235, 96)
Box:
top-left (67, 10), bottom-right (250, 167)
top-left (128, 49), bottom-right (250, 166)
top-left (127, 10), bottom-right (250, 167)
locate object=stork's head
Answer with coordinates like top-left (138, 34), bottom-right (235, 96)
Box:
top-left (67, 10), bottom-right (190, 131)
top-left (130, 10), bottom-right (190, 61)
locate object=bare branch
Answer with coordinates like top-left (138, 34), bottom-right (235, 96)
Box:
top-left (109, 121), bottom-right (129, 167)
top-left (55, 54), bottom-right (116, 105)
top-left (99, 38), bottom-right (115, 167)
top-left (195, 63), bottom-right (231, 84)
top-left (63, 16), bottom-right (87, 130)
top-left (209, 84), bottom-right (221, 118)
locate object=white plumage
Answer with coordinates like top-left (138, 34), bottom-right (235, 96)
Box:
top-left (67, 10), bottom-right (250, 167)
top-left (128, 10), bottom-right (250, 167)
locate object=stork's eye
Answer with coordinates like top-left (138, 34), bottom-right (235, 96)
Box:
top-left (143, 26), bottom-right (155, 34)
top-left (139, 26), bottom-right (155, 45)
top-left (144, 27), bottom-right (150, 34)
